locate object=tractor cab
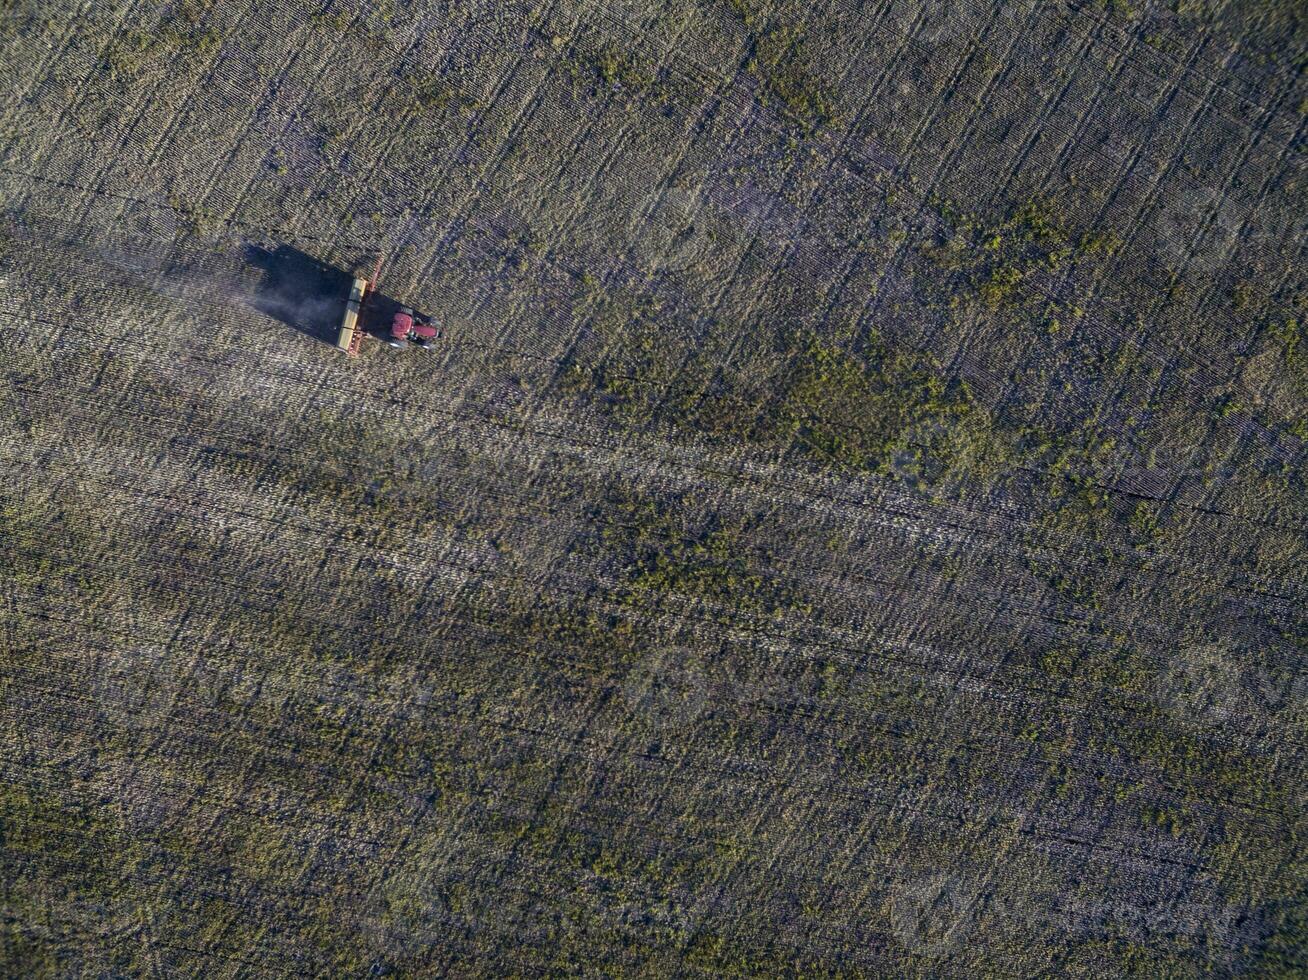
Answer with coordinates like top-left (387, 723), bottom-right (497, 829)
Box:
top-left (388, 307), bottom-right (414, 348)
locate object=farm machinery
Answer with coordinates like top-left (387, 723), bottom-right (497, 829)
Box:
top-left (387, 306), bottom-right (442, 349)
top-left (335, 273), bottom-right (372, 356)
top-left (336, 255), bottom-right (441, 356)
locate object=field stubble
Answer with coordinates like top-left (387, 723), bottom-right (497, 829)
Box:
top-left (1, 0), bottom-right (1306, 975)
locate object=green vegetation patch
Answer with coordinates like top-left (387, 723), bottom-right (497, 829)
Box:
top-left (589, 484), bottom-right (794, 615)
top-left (562, 307), bottom-right (1011, 498)
top-left (721, 0), bottom-right (838, 127)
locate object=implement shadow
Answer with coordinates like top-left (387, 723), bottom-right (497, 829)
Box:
top-left (243, 244), bottom-right (405, 347)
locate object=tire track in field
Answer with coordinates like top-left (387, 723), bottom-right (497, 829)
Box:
top-left (1, 210), bottom-right (1303, 547)
top-left (7, 3), bottom-right (1297, 444)
top-left (5, 294), bottom-right (1305, 621)
top-left (5, 310), bottom-right (1302, 737)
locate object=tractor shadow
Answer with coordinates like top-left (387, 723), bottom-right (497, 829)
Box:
top-left (243, 244), bottom-right (403, 346)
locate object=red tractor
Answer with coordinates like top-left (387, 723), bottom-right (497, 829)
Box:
top-left (336, 255), bottom-right (444, 356)
top-left (388, 307), bottom-right (441, 349)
